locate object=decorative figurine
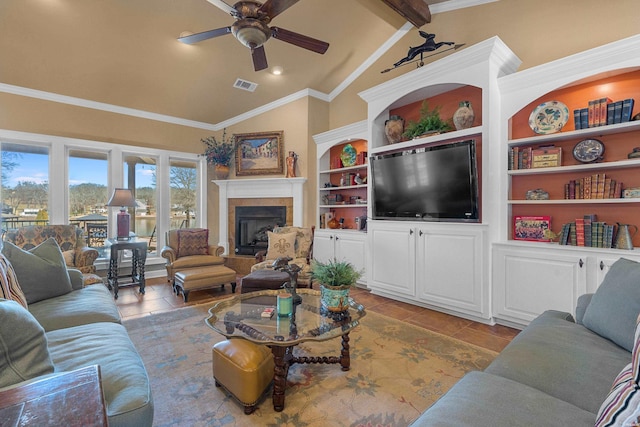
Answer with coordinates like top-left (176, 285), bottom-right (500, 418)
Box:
top-left (393, 32), bottom-right (455, 68)
top-left (273, 257), bottom-right (302, 304)
top-left (286, 151), bottom-right (298, 178)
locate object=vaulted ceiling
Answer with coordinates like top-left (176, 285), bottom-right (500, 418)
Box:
top-left (0, 0), bottom-right (477, 127)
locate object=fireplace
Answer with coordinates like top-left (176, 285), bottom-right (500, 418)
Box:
top-left (235, 206), bottom-right (287, 255)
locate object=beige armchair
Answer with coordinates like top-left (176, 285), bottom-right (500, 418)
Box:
top-left (160, 228), bottom-right (226, 287)
top-left (3, 224), bottom-right (102, 286)
top-left (252, 226), bottom-right (314, 287)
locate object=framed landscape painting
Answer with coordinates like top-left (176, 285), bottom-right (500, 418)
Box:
top-left (234, 130), bottom-right (284, 176)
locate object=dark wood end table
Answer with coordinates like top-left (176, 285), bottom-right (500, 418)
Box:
top-left (106, 237), bottom-right (147, 299)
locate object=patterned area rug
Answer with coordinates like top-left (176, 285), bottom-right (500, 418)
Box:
top-left (124, 304), bottom-right (497, 427)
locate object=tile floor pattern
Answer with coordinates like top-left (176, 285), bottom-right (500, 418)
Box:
top-left (114, 276), bottom-right (519, 353)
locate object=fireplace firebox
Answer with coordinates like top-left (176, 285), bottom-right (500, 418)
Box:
top-left (235, 206), bottom-right (287, 255)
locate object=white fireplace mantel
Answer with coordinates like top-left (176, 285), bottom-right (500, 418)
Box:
top-left (213, 177), bottom-right (307, 253)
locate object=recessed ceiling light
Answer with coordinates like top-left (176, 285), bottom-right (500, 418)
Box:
top-left (271, 66), bottom-right (283, 75)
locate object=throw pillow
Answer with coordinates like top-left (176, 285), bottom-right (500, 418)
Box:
top-left (0, 299), bottom-right (55, 388)
top-left (266, 231), bottom-right (297, 260)
top-left (1, 238), bottom-right (73, 304)
top-left (583, 258), bottom-right (640, 352)
top-left (0, 254), bottom-right (28, 308)
top-left (176, 228), bottom-right (209, 258)
top-left (596, 316), bottom-right (640, 426)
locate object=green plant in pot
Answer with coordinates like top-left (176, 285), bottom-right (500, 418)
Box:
top-left (201, 128), bottom-right (235, 179)
top-left (402, 101), bottom-right (453, 139)
top-left (311, 258), bottom-right (362, 313)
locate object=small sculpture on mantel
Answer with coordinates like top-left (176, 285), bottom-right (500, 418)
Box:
top-left (393, 31), bottom-right (455, 68)
top-left (286, 151), bottom-right (298, 178)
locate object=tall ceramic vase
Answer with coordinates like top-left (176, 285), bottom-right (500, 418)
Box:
top-left (384, 115), bottom-right (404, 144)
top-left (453, 101), bottom-right (475, 130)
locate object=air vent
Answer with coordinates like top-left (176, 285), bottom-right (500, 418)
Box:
top-left (233, 78), bottom-right (258, 92)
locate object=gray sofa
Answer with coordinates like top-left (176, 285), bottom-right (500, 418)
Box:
top-left (0, 250), bottom-right (153, 427)
top-left (412, 257), bottom-right (640, 426)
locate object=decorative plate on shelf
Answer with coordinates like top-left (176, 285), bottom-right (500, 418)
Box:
top-left (528, 101), bottom-right (569, 134)
top-left (340, 144), bottom-right (357, 167)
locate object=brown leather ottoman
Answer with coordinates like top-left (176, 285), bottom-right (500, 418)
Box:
top-left (212, 339), bottom-right (274, 414)
top-left (173, 266), bottom-right (236, 302)
top-left (241, 269), bottom-right (290, 294)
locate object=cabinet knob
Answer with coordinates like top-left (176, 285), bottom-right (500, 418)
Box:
top-left (600, 260), bottom-right (605, 270)
top-left (579, 258), bottom-right (584, 268)
top-left (419, 230), bottom-right (423, 236)
top-left (409, 229), bottom-right (414, 235)
top-left (330, 235), bottom-right (334, 240)
top-left (335, 236), bottom-right (339, 240)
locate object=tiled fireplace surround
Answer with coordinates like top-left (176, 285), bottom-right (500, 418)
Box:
top-left (214, 178), bottom-right (306, 255)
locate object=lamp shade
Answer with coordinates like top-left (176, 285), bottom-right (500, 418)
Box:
top-left (107, 188), bottom-right (136, 207)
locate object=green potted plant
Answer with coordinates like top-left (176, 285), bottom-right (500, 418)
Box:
top-left (402, 101), bottom-right (453, 139)
top-left (310, 258), bottom-right (362, 312)
top-left (201, 128), bottom-right (235, 179)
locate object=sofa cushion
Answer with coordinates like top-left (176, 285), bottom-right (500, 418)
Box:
top-left (176, 228), bottom-right (209, 257)
top-left (485, 309), bottom-right (630, 414)
top-left (265, 231), bottom-right (296, 260)
top-left (2, 238), bottom-right (72, 304)
top-left (0, 254), bottom-right (28, 308)
top-left (28, 284), bottom-right (121, 332)
top-left (0, 299), bottom-right (55, 388)
top-left (583, 258), bottom-right (640, 352)
top-left (46, 322), bottom-right (153, 427)
top-left (410, 371), bottom-right (596, 427)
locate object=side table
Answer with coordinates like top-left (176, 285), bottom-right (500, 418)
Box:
top-left (106, 238), bottom-right (147, 299)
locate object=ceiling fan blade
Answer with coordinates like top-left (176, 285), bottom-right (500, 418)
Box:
top-left (252, 45), bottom-right (268, 71)
top-left (271, 27), bottom-right (329, 54)
top-left (178, 27), bottom-right (232, 44)
top-left (259, 0), bottom-right (300, 21)
top-left (205, 0), bottom-right (236, 16)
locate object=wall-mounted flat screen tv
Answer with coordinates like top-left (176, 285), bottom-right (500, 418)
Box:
top-left (370, 139), bottom-right (479, 222)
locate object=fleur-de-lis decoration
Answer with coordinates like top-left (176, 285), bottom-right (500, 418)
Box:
top-left (274, 237), bottom-right (291, 255)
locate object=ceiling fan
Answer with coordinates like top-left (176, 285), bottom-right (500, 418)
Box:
top-left (178, 0), bottom-right (329, 72)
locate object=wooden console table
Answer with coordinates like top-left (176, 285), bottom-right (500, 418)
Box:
top-left (0, 365), bottom-right (108, 426)
top-left (106, 238), bottom-right (147, 299)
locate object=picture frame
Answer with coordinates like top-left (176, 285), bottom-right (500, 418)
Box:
top-left (513, 215), bottom-right (551, 242)
top-left (234, 130), bottom-right (284, 176)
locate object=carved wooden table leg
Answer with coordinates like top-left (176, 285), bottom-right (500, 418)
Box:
top-left (340, 332), bottom-right (351, 371)
top-left (270, 346), bottom-right (289, 412)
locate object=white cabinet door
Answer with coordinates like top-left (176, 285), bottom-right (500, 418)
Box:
top-left (367, 221), bottom-right (416, 297)
top-left (334, 233), bottom-right (367, 283)
top-left (493, 244), bottom-right (587, 326)
top-left (416, 226), bottom-right (486, 318)
top-left (313, 229), bottom-right (335, 263)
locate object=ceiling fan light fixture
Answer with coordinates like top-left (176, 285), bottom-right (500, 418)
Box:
top-left (271, 66), bottom-right (283, 75)
top-left (231, 19), bottom-right (270, 49)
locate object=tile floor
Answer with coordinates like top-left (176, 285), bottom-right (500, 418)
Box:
top-left (114, 275), bottom-right (519, 353)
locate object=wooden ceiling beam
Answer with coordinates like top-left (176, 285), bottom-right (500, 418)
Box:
top-left (381, 0), bottom-right (431, 28)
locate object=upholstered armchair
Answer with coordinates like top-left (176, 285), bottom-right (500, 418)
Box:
top-left (3, 224), bottom-right (102, 286)
top-left (252, 226), bottom-right (314, 287)
top-left (160, 228), bottom-right (226, 286)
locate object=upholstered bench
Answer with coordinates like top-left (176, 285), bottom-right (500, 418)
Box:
top-left (241, 269), bottom-right (303, 294)
top-left (212, 339), bottom-right (274, 414)
top-left (173, 265), bottom-right (236, 302)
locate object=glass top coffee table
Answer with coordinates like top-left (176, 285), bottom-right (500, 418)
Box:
top-left (205, 288), bottom-right (366, 411)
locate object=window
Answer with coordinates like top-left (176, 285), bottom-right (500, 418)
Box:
top-left (170, 159), bottom-right (198, 230)
top-left (1, 142), bottom-right (50, 230)
top-left (124, 155), bottom-right (158, 253)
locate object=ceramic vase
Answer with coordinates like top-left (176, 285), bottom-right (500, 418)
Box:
top-left (453, 101), bottom-right (475, 130)
top-left (213, 164), bottom-right (230, 180)
top-left (384, 115), bottom-right (404, 144)
top-left (320, 284), bottom-right (351, 313)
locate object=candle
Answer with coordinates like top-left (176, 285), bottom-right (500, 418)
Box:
top-left (277, 293), bottom-right (292, 317)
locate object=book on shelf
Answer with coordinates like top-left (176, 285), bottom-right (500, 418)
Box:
top-left (580, 108), bottom-right (589, 129)
top-left (613, 101), bottom-right (624, 124)
top-left (574, 109), bottom-right (582, 130)
top-left (622, 98), bottom-right (635, 122)
top-left (575, 218), bottom-right (585, 246)
top-left (588, 100), bottom-right (596, 128)
top-left (607, 102), bottom-right (616, 126)
top-left (513, 215), bottom-right (551, 242)
top-left (569, 222), bottom-right (577, 246)
top-left (559, 223), bottom-right (571, 245)
top-left (598, 98), bottom-right (612, 126)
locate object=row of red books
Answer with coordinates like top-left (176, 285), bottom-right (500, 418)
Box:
top-left (573, 98), bottom-right (634, 129)
top-left (564, 173), bottom-right (622, 200)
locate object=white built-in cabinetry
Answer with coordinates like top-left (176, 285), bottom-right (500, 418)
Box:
top-left (358, 37), bottom-right (521, 323)
top-left (494, 34), bottom-right (640, 327)
top-left (313, 229), bottom-right (367, 285)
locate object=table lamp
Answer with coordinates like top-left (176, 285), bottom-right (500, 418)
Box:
top-left (107, 188), bottom-right (136, 240)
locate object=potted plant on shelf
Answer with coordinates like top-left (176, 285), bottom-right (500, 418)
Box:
top-left (310, 258), bottom-right (362, 313)
top-left (402, 101), bottom-right (453, 140)
top-left (201, 128), bottom-right (235, 179)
